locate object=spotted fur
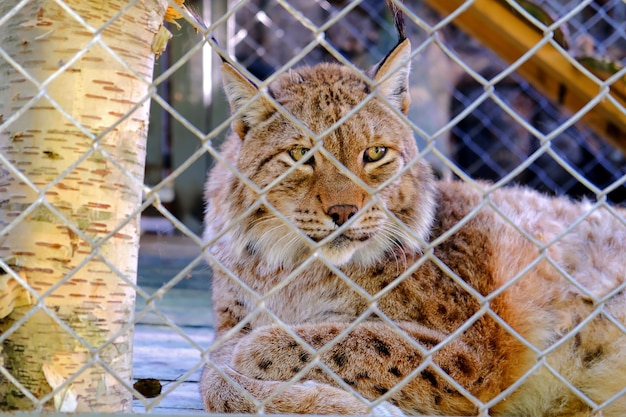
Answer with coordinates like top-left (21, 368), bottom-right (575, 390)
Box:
top-left (199, 33), bottom-right (626, 417)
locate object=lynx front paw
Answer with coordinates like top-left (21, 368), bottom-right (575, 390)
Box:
top-left (232, 326), bottom-right (315, 381)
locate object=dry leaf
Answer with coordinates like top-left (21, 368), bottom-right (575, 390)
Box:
top-left (164, 0), bottom-right (186, 29)
top-left (42, 363), bottom-right (78, 412)
top-left (152, 25), bottom-right (173, 58)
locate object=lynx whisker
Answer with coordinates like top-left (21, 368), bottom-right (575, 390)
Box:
top-left (374, 226), bottom-right (408, 272)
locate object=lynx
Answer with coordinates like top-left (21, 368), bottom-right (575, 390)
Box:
top-left (199, 5), bottom-right (626, 416)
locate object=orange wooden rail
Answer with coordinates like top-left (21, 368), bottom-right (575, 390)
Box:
top-left (421, 0), bottom-right (626, 154)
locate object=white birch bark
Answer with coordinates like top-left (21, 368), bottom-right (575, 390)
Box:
top-left (0, 0), bottom-right (167, 411)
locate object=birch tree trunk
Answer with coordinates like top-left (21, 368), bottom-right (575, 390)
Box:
top-left (0, 0), bottom-right (167, 411)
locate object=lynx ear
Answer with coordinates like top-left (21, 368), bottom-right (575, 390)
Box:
top-left (371, 38), bottom-right (411, 115)
top-left (221, 62), bottom-right (274, 139)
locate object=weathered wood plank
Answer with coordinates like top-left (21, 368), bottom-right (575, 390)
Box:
top-left (137, 234), bottom-right (212, 292)
top-left (134, 324), bottom-right (213, 381)
top-left (133, 324), bottom-right (212, 412)
top-left (135, 288), bottom-right (214, 328)
top-left (135, 235), bottom-right (215, 412)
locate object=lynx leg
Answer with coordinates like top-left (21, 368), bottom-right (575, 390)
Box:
top-left (231, 322), bottom-right (488, 415)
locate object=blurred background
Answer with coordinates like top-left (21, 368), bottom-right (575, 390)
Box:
top-left (142, 0), bottom-right (626, 235)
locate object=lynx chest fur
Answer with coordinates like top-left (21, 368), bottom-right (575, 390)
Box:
top-left (199, 26), bottom-right (626, 417)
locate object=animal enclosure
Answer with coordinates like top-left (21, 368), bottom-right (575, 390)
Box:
top-left (1, 0), bottom-right (625, 415)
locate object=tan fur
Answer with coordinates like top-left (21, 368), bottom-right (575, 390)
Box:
top-left (200, 38), bottom-right (626, 416)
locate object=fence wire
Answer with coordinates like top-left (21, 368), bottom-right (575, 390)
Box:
top-left (0, 0), bottom-right (625, 415)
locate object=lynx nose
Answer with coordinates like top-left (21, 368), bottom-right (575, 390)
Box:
top-left (327, 204), bottom-right (358, 226)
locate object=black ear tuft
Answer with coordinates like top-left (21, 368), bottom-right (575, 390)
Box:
top-left (386, 0), bottom-right (406, 43)
top-left (366, 1), bottom-right (411, 114)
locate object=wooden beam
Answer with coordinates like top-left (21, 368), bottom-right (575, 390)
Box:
top-left (421, 0), bottom-right (626, 155)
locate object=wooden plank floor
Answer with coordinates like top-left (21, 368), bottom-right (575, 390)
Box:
top-left (133, 234), bottom-right (214, 413)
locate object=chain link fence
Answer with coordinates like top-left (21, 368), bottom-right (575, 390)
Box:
top-left (1, 0), bottom-right (626, 414)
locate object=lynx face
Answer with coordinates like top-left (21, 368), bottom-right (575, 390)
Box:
top-left (205, 40), bottom-right (436, 269)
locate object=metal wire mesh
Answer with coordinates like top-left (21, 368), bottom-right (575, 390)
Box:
top-left (0, 0), bottom-right (625, 415)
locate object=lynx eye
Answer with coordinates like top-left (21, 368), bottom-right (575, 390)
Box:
top-left (364, 146), bottom-right (387, 163)
top-left (288, 146), bottom-right (310, 162)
